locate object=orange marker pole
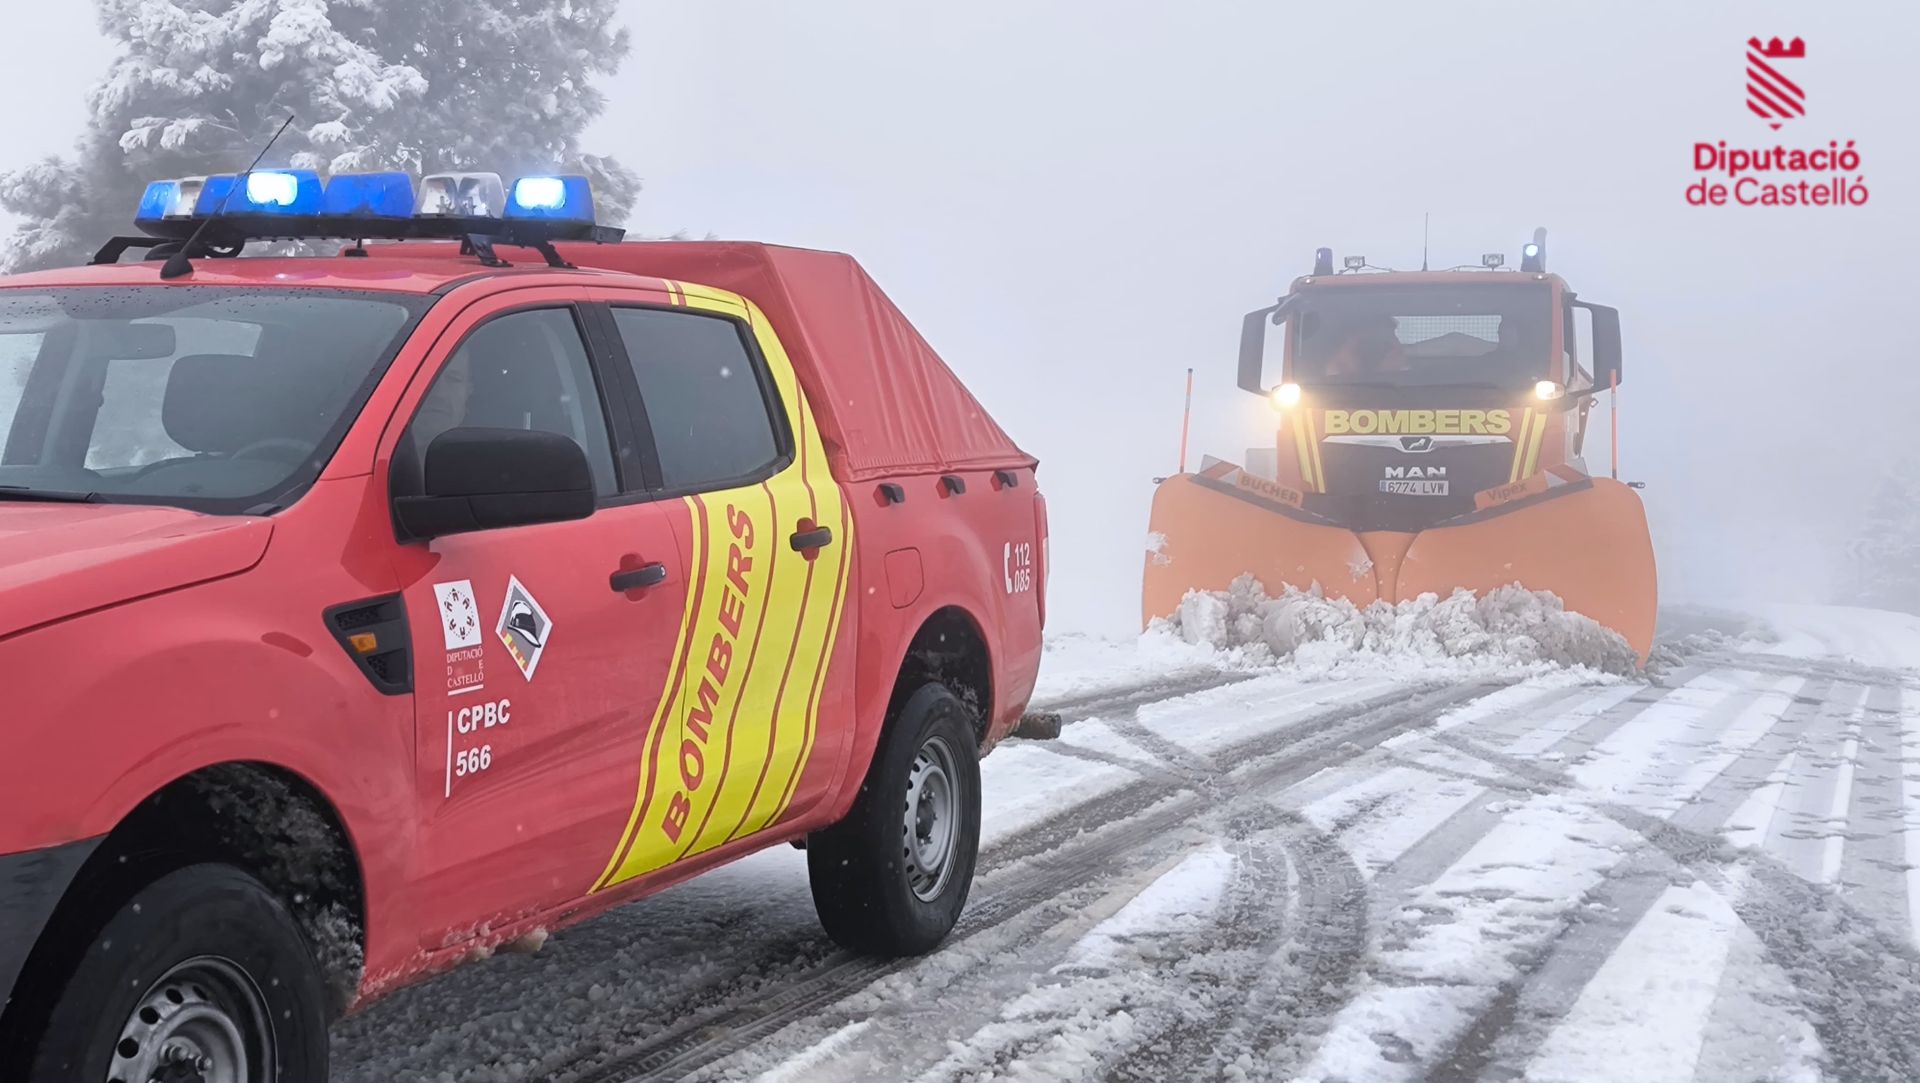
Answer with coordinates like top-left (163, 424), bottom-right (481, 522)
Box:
top-left (1609, 370), bottom-right (1620, 480)
top-left (1177, 367), bottom-right (1194, 475)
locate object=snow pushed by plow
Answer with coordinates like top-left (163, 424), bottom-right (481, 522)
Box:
top-left (1161, 574), bottom-right (1640, 679)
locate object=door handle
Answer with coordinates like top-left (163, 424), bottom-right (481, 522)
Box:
top-left (609, 562), bottom-right (668, 593)
top-left (789, 525), bottom-right (834, 552)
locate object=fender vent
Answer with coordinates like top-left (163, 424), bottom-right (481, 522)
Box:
top-left (325, 595), bottom-right (412, 696)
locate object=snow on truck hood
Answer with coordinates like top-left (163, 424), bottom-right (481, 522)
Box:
top-left (0, 504), bottom-right (271, 640)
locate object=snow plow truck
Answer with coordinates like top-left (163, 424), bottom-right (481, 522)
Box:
top-left (1143, 231), bottom-right (1657, 663)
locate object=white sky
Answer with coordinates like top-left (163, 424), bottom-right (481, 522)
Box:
top-left (3, 1), bottom-right (1914, 634)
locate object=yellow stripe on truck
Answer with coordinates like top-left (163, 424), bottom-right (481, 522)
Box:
top-left (1291, 415), bottom-right (1318, 492)
top-left (595, 293), bottom-right (853, 889)
top-left (1306, 411), bottom-right (1327, 491)
top-left (760, 492), bottom-right (854, 834)
top-left (1509, 408), bottom-right (1535, 483)
top-left (592, 506), bottom-right (707, 892)
top-left (1523, 408), bottom-right (1547, 479)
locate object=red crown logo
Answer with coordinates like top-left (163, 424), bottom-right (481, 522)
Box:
top-left (1749, 36), bottom-right (1806, 59)
top-left (1746, 36), bottom-right (1806, 129)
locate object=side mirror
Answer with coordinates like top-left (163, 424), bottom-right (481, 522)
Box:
top-left (394, 427), bottom-right (595, 540)
top-left (1238, 297), bottom-right (1297, 394)
top-left (1579, 302), bottom-right (1622, 388)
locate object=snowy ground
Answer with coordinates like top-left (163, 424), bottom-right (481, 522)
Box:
top-left (333, 604), bottom-right (1920, 1082)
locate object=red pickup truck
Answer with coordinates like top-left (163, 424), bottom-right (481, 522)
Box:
top-left (0, 171), bottom-right (1045, 1080)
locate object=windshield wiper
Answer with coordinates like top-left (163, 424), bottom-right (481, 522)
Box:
top-left (0, 485), bottom-right (106, 504)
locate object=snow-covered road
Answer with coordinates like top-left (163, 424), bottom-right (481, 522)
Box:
top-left (332, 609), bottom-right (1920, 1082)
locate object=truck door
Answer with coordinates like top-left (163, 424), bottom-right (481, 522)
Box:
top-left (588, 289), bottom-right (855, 890)
top-left (383, 296), bottom-right (691, 943)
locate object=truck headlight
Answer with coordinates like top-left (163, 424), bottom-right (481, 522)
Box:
top-left (1270, 383), bottom-right (1302, 410)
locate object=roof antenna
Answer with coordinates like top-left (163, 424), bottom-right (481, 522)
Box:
top-left (161, 113), bottom-right (296, 280)
top-left (1421, 212), bottom-right (1430, 271)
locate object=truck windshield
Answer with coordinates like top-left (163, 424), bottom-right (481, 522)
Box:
top-left (1290, 282), bottom-right (1554, 389)
top-left (0, 287), bottom-right (428, 513)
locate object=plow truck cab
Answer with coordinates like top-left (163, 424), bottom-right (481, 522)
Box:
top-left (1143, 233), bottom-right (1656, 661)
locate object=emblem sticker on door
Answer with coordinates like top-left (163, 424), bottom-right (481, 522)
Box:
top-left (433, 579), bottom-right (488, 696)
top-left (434, 580), bottom-right (483, 650)
top-left (495, 575), bottom-right (553, 682)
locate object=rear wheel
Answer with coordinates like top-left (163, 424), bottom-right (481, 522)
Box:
top-left (808, 683), bottom-right (982, 955)
top-left (23, 863), bottom-right (329, 1083)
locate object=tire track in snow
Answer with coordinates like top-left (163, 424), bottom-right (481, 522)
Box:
top-left (919, 810), bottom-right (1300, 1083)
top-left (1620, 810), bottom-right (1920, 1082)
top-left (1366, 679), bottom-right (1690, 902)
top-left (1424, 849), bottom-right (1676, 1083)
top-left (980, 683), bottom-right (1452, 876)
top-left (1034, 736), bottom-right (1192, 786)
top-left (1280, 668), bottom-right (1825, 1082)
top-left (1406, 680), bottom-right (1920, 1082)
top-left (1423, 676), bottom-right (1840, 1080)
top-left (1693, 649), bottom-right (1920, 692)
top-left (1836, 684), bottom-right (1912, 941)
top-left (1104, 715), bottom-right (1220, 778)
top-left (1030, 668), bottom-right (1257, 725)
top-left (1771, 684), bottom-right (1862, 885)
top-left (1133, 814), bottom-right (1370, 1082)
top-left (580, 683), bottom-right (1506, 1083)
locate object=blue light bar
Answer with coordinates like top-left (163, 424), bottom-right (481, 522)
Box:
top-left (323, 172), bottom-right (416, 218)
top-left (192, 174), bottom-right (238, 216)
top-left (136, 181), bottom-right (181, 225)
top-left (137, 177), bottom-right (219, 224)
top-left (505, 175), bottom-right (594, 223)
top-left (193, 170), bottom-right (323, 216)
top-left (416, 172), bottom-right (505, 218)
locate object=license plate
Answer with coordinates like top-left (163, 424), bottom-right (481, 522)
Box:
top-left (1379, 479), bottom-right (1449, 495)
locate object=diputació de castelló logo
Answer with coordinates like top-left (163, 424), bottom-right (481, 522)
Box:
top-left (1687, 36), bottom-right (1870, 208)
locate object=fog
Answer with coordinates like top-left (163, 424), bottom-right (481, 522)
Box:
top-left (5, 1), bottom-right (1914, 635)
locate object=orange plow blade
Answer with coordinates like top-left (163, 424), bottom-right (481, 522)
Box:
top-left (1395, 478), bottom-right (1657, 663)
top-left (1143, 474), bottom-right (1378, 622)
top-left (1142, 473), bottom-right (1657, 665)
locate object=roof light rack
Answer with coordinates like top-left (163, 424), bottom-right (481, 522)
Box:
top-left (92, 169), bottom-right (625, 273)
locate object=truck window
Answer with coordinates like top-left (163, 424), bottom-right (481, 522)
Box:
top-left (0, 334), bottom-right (37, 437)
top-left (0, 287), bottom-right (426, 513)
top-left (85, 318), bottom-right (264, 470)
top-left (397, 307), bottom-right (619, 498)
top-left (608, 307), bottom-right (781, 491)
top-left (1290, 283), bottom-right (1553, 389)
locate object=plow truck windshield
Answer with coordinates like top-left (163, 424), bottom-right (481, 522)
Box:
top-left (1292, 283), bottom-right (1554, 389)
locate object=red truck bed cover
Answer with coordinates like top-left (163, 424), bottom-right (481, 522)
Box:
top-left (558, 241), bottom-right (1034, 483)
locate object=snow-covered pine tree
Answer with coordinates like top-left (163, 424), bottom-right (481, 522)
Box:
top-left (1835, 461), bottom-right (1920, 613)
top-left (0, 0), bottom-right (639, 273)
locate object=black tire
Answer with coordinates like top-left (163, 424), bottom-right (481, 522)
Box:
top-left (21, 863), bottom-right (329, 1083)
top-left (808, 683), bottom-right (982, 956)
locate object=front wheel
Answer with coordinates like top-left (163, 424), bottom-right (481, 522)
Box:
top-left (808, 683), bottom-right (982, 956)
top-left (22, 863), bottom-right (331, 1083)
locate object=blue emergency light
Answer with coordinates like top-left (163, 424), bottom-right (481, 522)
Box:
top-left (322, 172), bottom-right (416, 218)
top-left (135, 181), bottom-right (183, 225)
top-left (189, 170), bottom-right (323, 217)
top-left (110, 167), bottom-right (624, 273)
top-left (506, 175), bottom-right (594, 223)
